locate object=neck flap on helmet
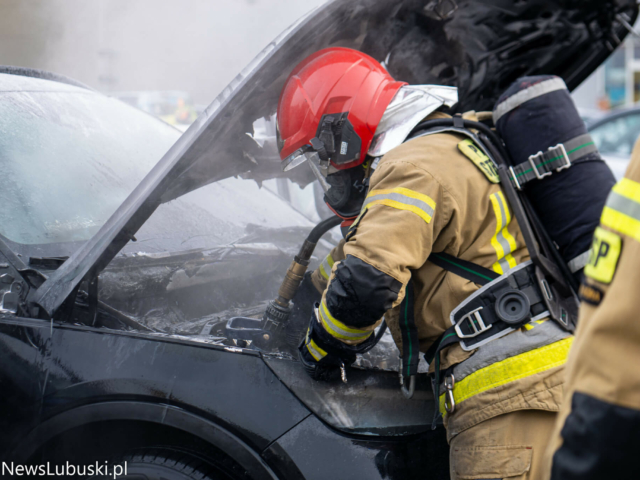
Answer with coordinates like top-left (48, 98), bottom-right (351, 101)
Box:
top-left (368, 85), bottom-right (459, 157)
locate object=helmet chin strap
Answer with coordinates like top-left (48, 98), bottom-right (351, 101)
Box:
top-left (306, 155), bottom-right (331, 192)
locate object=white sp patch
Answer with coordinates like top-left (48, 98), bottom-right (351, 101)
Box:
top-left (340, 141), bottom-right (348, 155)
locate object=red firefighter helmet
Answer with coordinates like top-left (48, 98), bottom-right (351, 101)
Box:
top-left (276, 47), bottom-right (406, 172)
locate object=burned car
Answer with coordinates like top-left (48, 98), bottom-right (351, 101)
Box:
top-left (0, 1), bottom-right (638, 479)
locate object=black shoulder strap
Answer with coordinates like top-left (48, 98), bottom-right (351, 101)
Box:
top-left (399, 281), bottom-right (420, 379)
top-left (398, 253), bottom-right (497, 375)
top-left (428, 252), bottom-right (499, 286)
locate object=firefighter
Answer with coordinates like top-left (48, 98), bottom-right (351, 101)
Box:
top-left (543, 141), bottom-right (640, 479)
top-left (277, 47), bottom-right (572, 479)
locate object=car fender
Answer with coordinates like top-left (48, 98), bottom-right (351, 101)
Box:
top-left (9, 400), bottom-right (281, 480)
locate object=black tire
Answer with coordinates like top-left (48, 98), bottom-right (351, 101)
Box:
top-left (89, 448), bottom-right (233, 480)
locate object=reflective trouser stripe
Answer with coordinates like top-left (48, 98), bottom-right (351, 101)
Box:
top-left (489, 191), bottom-right (518, 275)
top-left (319, 300), bottom-right (372, 342)
top-left (305, 330), bottom-right (327, 362)
top-left (601, 178), bottom-right (640, 243)
top-left (362, 187), bottom-right (436, 224)
top-left (438, 337), bottom-right (573, 414)
top-left (319, 253), bottom-right (335, 280)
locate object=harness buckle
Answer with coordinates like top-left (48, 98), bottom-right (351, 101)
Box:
top-left (528, 151), bottom-right (553, 180)
top-left (552, 144), bottom-right (572, 172)
top-left (454, 307), bottom-right (492, 339)
top-left (528, 144), bottom-right (571, 180)
top-left (509, 166), bottom-right (523, 191)
top-left (444, 374), bottom-right (456, 414)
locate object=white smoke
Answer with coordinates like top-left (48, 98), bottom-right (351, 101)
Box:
top-left (0, 0), bottom-right (326, 105)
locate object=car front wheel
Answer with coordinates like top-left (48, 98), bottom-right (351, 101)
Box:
top-left (89, 448), bottom-right (234, 480)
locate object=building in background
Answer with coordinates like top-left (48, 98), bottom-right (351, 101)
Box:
top-left (573, 32), bottom-right (640, 113)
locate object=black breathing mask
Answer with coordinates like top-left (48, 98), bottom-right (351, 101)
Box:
top-left (295, 112), bottom-right (368, 220)
top-left (323, 166), bottom-right (368, 220)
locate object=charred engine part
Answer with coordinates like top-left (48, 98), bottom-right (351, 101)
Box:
top-left (226, 316), bottom-right (273, 349)
top-left (262, 215), bottom-right (342, 333)
top-left (0, 237), bottom-right (47, 318)
top-left (225, 216), bottom-right (341, 349)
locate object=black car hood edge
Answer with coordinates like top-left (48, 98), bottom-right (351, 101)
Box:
top-left (29, 0), bottom-right (638, 318)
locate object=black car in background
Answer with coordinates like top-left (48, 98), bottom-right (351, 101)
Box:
top-left (0, 1), bottom-right (637, 478)
top-left (588, 106), bottom-right (640, 179)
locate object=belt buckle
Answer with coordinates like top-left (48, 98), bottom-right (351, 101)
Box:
top-left (551, 144), bottom-right (571, 172)
top-left (454, 307), bottom-right (492, 339)
top-left (509, 166), bottom-right (523, 191)
top-left (528, 150), bottom-right (554, 180)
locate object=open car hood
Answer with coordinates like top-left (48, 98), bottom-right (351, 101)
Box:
top-left (29, 0), bottom-right (638, 318)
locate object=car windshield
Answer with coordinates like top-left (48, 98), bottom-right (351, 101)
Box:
top-left (0, 81), bottom-right (179, 246)
top-left (0, 76), bottom-right (315, 257)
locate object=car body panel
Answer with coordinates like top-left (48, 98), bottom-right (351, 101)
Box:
top-left (264, 356), bottom-right (436, 436)
top-left (263, 415), bottom-right (449, 480)
top-left (0, 317), bottom-right (311, 458)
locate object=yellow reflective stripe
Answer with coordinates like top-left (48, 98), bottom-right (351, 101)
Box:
top-left (438, 337), bottom-right (573, 414)
top-left (319, 300), bottom-right (372, 341)
top-left (600, 178), bottom-right (640, 243)
top-left (498, 192), bottom-right (518, 252)
top-left (306, 338), bottom-right (327, 362)
top-left (319, 253), bottom-right (334, 280)
top-left (489, 191), bottom-right (518, 274)
top-left (363, 187), bottom-right (436, 224)
top-left (601, 207), bottom-right (640, 243)
top-left (614, 177), bottom-right (640, 204)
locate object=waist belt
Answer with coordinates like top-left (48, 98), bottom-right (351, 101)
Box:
top-left (437, 335), bottom-right (573, 416)
top-left (421, 255), bottom-right (566, 428)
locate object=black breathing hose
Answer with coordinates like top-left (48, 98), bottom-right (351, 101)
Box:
top-left (307, 215), bottom-right (343, 243)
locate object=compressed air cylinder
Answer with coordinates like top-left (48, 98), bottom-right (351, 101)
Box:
top-left (493, 75), bottom-right (616, 272)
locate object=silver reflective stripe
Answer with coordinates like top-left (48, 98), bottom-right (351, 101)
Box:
top-left (363, 191), bottom-right (435, 219)
top-left (449, 320), bottom-right (570, 385)
top-left (607, 190), bottom-right (640, 221)
top-left (567, 250), bottom-right (591, 273)
top-left (319, 302), bottom-right (371, 340)
top-left (493, 193), bottom-right (514, 272)
top-left (493, 77), bottom-right (567, 123)
top-left (496, 257), bottom-right (511, 275)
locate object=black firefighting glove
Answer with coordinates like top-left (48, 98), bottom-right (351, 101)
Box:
top-left (286, 271), bottom-right (322, 349)
top-left (298, 306), bottom-right (375, 382)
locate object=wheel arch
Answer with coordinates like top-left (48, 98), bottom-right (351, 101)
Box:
top-left (10, 401), bottom-right (280, 480)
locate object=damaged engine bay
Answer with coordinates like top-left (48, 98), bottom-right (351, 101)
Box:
top-left (62, 215), bottom-right (406, 373)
